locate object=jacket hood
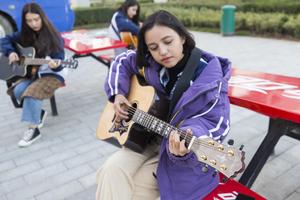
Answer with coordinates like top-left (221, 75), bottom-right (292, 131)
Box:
top-left (194, 50), bottom-right (231, 87)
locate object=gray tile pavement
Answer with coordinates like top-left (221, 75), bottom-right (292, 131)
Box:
top-left (0, 30), bottom-right (299, 199)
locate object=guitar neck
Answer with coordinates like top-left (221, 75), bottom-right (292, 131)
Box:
top-left (130, 107), bottom-right (192, 145)
top-left (24, 58), bottom-right (63, 66)
top-left (129, 106), bottom-right (245, 178)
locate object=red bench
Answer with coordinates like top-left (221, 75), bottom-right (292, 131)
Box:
top-left (228, 68), bottom-right (300, 188)
top-left (204, 174), bottom-right (266, 200)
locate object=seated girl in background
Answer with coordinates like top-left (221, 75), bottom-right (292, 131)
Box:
top-left (0, 3), bottom-right (66, 147)
top-left (109, 0), bottom-right (141, 54)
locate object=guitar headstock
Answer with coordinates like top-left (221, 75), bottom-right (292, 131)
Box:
top-left (191, 137), bottom-right (245, 178)
top-left (61, 58), bottom-right (79, 69)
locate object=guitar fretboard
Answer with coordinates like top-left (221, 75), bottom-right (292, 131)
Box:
top-left (128, 106), bottom-right (245, 178)
top-left (24, 58), bottom-right (67, 66)
top-left (131, 108), bottom-right (192, 145)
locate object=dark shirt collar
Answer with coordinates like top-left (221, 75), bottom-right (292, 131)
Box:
top-left (167, 52), bottom-right (190, 78)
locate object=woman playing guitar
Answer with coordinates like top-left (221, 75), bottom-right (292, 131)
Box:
top-left (96, 10), bottom-right (233, 200)
top-left (0, 3), bottom-right (66, 147)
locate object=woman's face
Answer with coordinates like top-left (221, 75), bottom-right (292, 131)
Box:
top-left (127, 5), bottom-right (138, 19)
top-left (145, 25), bottom-right (185, 68)
top-left (25, 12), bottom-right (42, 32)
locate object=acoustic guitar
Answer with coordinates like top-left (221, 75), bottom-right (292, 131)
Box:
top-left (120, 32), bottom-right (138, 49)
top-left (96, 76), bottom-right (245, 178)
top-left (0, 43), bottom-right (78, 81)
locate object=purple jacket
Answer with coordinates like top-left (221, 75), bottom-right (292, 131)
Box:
top-left (105, 49), bottom-right (231, 200)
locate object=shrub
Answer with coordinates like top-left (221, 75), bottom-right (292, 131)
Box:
top-left (74, 7), bottom-right (116, 26)
top-left (282, 15), bottom-right (300, 38)
top-left (74, 4), bottom-right (300, 39)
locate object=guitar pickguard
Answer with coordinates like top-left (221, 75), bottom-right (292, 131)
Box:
top-left (109, 119), bottom-right (129, 135)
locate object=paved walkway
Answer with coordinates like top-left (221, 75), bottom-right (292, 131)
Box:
top-left (0, 30), bottom-right (299, 200)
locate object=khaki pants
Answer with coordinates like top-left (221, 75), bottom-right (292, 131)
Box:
top-left (96, 144), bottom-right (160, 200)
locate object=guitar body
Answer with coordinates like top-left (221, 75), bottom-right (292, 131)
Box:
top-left (0, 44), bottom-right (35, 81)
top-left (0, 43), bottom-right (78, 81)
top-left (120, 32), bottom-right (138, 49)
top-left (96, 76), bottom-right (155, 152)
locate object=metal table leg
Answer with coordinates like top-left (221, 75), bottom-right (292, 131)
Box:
top-left (239, 118), bottom-right (291, 187)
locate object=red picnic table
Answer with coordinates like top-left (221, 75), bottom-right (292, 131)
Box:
top-left (229, 68), bottom-right (300, 188)
top-left (203, 174), bottom-right (266, 200)
top-left (61, 29), bottom-right (127, 67)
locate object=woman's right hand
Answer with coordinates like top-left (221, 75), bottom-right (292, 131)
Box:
top-left (8, 52), bottom-right (19, 65)
top-left (113, 94), bottom-right (130, 122)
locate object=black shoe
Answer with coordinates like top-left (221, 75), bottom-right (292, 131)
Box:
top-left (18, 128), bottom-right (41, 147)
top-left (38, 109), bottom-right (47, 129)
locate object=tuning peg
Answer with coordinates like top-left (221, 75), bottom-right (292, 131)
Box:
top-left (239, 144), bottom-right (244, 151)
top-left (227, 139), bottom-right (234, 146)
top-left (202, 164), bottom-right (209, 173)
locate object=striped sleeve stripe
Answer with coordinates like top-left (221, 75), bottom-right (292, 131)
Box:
top-left (222, 120), bottom-right (230, 136)
top-left (108, 50), bottom-right (136, 96)
top-left (212, 120), bottom-right (230, 140)
top-left (209, 116), bottom-right (224, 133)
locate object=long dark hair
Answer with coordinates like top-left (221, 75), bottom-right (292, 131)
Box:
top-left (118, 0), bottom-right (140, 25)
top-left (20, 3), bottom-right (62, 57)
top-left (136, 10), bottom-right (195, 68)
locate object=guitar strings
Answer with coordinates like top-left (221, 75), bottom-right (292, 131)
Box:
top-left (25, 58), bottom-right (68, 65)
top-left (124, 108), bottom-right (241, 176)
top-left (126, 106), bottom-right (235, 154)
top-left (126, 105), bottom-right (201, 142)
top-left (127, 106), bottom-right (209, 144)
top-left (124, 105), bottom-right (242, 173)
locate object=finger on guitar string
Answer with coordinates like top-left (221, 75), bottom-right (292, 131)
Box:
top-left (179, 139), bottom-right (189, 156)
top-left (174, 133), bottom-right (181, 151)
top-left (168, 131), bottom-right (175, 154)
top-left (169, 130), bottom-right (189, 156)
top-left (48, 59), bottom-right (59, 69)
top-left (55, 60), bottom-right (61, 67)
top-left (8, 52), bottom-right (19, 65)
top-left (115, 102), bottom-right (129, 117)
top-left (114, 94), bottom-right (130, 120)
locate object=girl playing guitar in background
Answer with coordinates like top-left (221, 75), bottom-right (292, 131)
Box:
top-left (0, 3), bottom-right (66, 147)
top-left (109, 0), bottom-right (142, 55)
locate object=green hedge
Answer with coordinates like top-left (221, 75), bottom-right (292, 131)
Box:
top-left (236, 12), bottom-right (300, 37)
top-left (240, 2), bottom-right (300, 14)
top-left (74, 5), bottom-right (300, 39)
top-left (166, 0), bottom-right (300, 14)
top-left (74, 7), bottom-right (116, 26)
top-left (141, 5), bottom-right (300, 38)
top-left (141, 7), bottom-right (220, 28)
